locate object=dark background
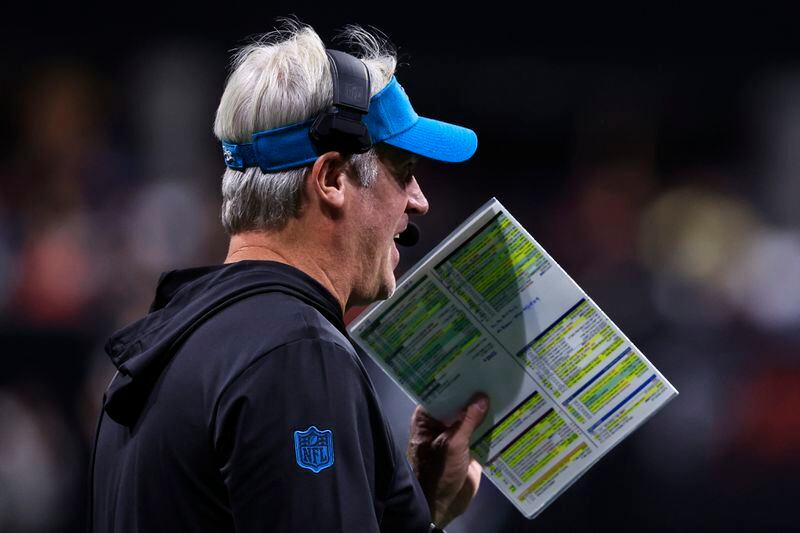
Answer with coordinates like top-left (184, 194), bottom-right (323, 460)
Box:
top-left (1, 4), bottom-right (799, 532)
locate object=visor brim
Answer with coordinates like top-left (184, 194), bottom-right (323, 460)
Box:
top-left (382, 116), bottom-right (477, 163)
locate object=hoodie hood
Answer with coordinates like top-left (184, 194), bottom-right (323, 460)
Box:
top-left (103, 260), bottom-right (344, 426)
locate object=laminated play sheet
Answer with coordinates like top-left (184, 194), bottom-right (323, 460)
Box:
top-left (348, 198), bottom-right (678, 519)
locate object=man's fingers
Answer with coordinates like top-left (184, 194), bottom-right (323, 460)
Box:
top-left (409, 404), bottom-right (448, 444)
top-left (453, 393), bottom-right (490, 441)
top-left (411, 394), bottom-right (490, 446)
top-left (467, 458), bottom-right (483, 495)
top-left (411, 404), bottom-right (446, 429)
top-left (450, 459), bottom-right (483, 517)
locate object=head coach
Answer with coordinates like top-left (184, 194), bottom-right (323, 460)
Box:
top-left (91, 21), bottom-right (490, 533)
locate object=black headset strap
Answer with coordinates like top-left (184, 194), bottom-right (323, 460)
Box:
top-left (326, 49), bottom-right (371, 114)
top-left (309, 49), bottom-right (373, 154)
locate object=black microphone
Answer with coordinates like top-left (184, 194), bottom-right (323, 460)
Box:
top-left (395, 222), bottom-right (420, 247)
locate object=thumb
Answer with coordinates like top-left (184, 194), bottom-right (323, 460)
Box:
top-left (453, 394), bottom-right (490, 441)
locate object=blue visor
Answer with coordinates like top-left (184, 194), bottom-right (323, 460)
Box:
top-left (221, 77), bottom-right (477, 172)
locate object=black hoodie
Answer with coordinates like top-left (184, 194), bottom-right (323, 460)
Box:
top-left (91, 260), bottom-right (432, 532)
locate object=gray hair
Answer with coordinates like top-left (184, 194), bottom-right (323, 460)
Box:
top-left (213, 21), bottom-right (398, 234)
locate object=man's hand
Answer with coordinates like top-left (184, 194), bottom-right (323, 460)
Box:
top-left (407, 394), bottom-right (490, 528)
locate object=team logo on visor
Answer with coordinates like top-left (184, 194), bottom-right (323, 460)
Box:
top-left (294, 426), bottom-right (335, 473)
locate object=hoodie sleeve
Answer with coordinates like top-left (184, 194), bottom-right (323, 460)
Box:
top-left (212, 337), bottom-right (425, 532)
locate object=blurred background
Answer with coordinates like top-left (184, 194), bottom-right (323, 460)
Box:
top-left (1, 4), bottom-right (799, 532)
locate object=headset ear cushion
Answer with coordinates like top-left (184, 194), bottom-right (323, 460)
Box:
top-left (309, 108), bottom-right (372, 155)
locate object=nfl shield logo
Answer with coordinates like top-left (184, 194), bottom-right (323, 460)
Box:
top-left (294, 426), bottom-right (335, 473)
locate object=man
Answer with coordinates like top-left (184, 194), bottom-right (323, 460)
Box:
top-left (91, 21), bottom-right (489, 532)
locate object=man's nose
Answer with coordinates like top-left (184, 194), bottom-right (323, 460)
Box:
top-left (406, 176), bottom-right (429, 215)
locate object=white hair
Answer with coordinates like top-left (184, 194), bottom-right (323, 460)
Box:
top-left (213, 20), bottom-right (398, 234)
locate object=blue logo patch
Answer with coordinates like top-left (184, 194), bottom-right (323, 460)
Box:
top-left (294, 425), bottom-right (334, 473)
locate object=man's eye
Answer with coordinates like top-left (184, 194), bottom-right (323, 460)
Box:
top-left (402, 165), bottom-right (417, 185)
top-left (395, 168), bottom-right (412, 186)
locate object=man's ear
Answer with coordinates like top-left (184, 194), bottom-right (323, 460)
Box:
top-left (308, 151), bottom-right (350, 211)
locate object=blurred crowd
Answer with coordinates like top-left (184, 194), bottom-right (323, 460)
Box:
top-left (1, 28), bottom-right (799, 533)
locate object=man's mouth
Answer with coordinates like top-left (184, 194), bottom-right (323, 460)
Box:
top-left (393, 224), bottom-right (407, 242)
